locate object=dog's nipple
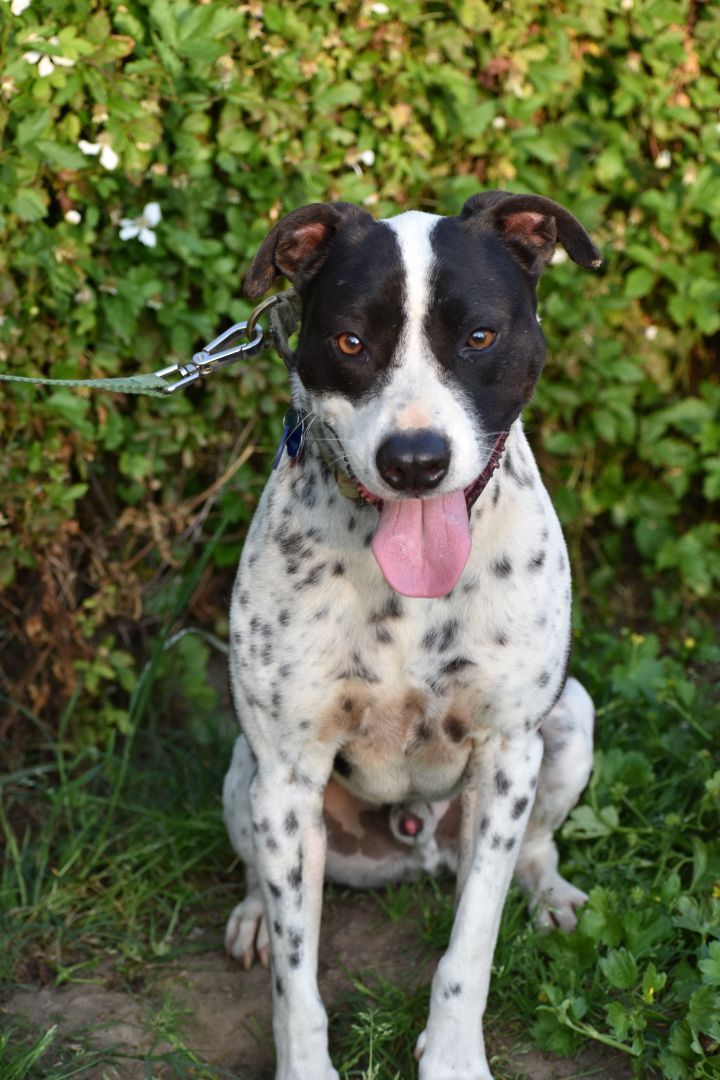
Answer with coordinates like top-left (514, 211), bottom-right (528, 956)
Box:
top-left (398, 811), bottom-right (423, 837)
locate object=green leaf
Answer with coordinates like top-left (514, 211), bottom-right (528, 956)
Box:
top-left (34, 140), bottom-right (88, 170)
top-left (8, 188), bottom-right (48, 222)
top-left (699, 942), bottom-right (720, 988)
top-left (601, 947), bottom-right (638, 990)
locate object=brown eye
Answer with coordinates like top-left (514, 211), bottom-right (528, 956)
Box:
top-left (335, 332), bottom-right (364, 357)
top-left (466, 328), bottom-right (497, 351)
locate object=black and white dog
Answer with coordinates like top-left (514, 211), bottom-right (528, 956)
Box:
top-left (222, 192), bottom-right (600, 1080)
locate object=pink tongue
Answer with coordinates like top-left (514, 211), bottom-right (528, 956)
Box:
top-left (371, 490), bottom-right (471, 598)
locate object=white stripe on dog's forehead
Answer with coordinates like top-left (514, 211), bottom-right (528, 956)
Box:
top-left (382, 211), bottom-right (442, 325)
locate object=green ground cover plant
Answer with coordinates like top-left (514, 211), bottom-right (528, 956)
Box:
top-left (1, 0), bottom-right (719, 1077)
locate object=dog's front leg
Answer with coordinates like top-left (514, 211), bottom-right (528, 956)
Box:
top-left (417, 731), bottom-right (544, 1080)
top-left (250, 752), bottom-right (339, 1080)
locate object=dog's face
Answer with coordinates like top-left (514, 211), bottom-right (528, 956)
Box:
top-left (247, 193), bottom-right (600, 596)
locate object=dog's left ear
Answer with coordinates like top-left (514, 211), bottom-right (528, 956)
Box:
top-left (460, 191), bottom-right (602, 278)
top-left (245, 202), bottom-right (371, 298)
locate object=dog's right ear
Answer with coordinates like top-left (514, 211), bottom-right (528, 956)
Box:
top-left (245, 202), bottom-right (370, 298)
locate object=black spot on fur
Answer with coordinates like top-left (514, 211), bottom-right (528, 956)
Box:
top-left (528, 550), bottom-right (546, 572)
top-left (495, 769), bottom-right (511, 796)
top-left (339, 652), bottom-right (379, 684)
top-left (297, 562), bottom-right (326, 589)
top-left (440, 656), bottom-right (474, 675)
top-left (268, 882), bottom-right (281, 898)
top-left (504, 836), bottom-right (516, 850)
top-left (443, 982), bottom-right (463, 999)
top-left (333, 752), bottom-right (352, 777)
top-left (503, 449), bottom-right (533, 487)
top-left (332, 561), bottom-right (345, 576)
top-left (275, 976), bottom-right (284, 995)
top-left (273, 920), bottom-right (283, 936)
top-left (444, 715), bottom-right (467, 743)
top-left (422, 628), bottom-right (438, 650)
top-left (512, 796), bottom-right (529, 819)
top-left (289, 951), bottom-right (301, 968)
top-left (438, 619), bottom-right (459, 652)
top-left (288, 863), bottom-right (302, 890)
top-left (494, 631), bottom-right (508, 646)
top-left (277, 531), bottom-right (307, 558)
top-left (538, 670), bottom-right (551, 688)
top-left (491, 833), bottom-right (502, 849)
top-left (285, 811), bottom-right (299, 835)
top-left (490, 555), bottom-right (513, 577)
top-left (347, 516), bottom-right (356, 531)
top-left (479, 815), bottom-right (489, 836)
top-left (492, 482), bottom-right (501, 507)
top-left (370, 596), bottom-right (404, 623)
top-left (288, 930), bottom-right (303, 950)
top-left (416, 721), bottom-right (432, 741)
top-left (239, 590), bottom-right (249, 608)
top-left (278, 609), bottom-right (291, 627)
top-left (375, 625), bottom-right (393, 645)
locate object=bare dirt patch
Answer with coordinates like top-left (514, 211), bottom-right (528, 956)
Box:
top-left (5, 892), bottom-right (631, 1079)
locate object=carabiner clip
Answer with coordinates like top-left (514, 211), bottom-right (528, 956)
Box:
top-left (155, 295), bottom-right (282, 394)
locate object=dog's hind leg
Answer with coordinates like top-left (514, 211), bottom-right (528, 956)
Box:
top-left (223, 734), bottom-right (270, 967)
top-left (515, 676), bottom-right (594, 931)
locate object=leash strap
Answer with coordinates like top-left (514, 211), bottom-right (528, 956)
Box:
top-left (0, 290), bottom-right (300, 398)
top-left (0, 371), bottom-right (171, 397)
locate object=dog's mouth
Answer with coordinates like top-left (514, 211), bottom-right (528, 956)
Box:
top-left (341, 441), bottom-right (507, 600)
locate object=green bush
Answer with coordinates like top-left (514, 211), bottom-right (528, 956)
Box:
top-left (1, 0), bottom-right (718, 721)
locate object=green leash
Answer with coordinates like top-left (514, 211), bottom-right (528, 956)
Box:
top-left (0, 372), bottom-right (171, 397)
top-left (0, 291), bottom-right (300, 399)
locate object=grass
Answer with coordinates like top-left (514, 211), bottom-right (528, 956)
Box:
top-left (1, 618), bottom-right (719, 1080)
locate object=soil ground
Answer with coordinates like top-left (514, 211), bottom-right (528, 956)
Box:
top-left (6, 891), bottom-right (631, 1080)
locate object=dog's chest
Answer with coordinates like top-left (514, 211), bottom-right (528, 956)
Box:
top-left (230, 443), bottom-right (571, 804)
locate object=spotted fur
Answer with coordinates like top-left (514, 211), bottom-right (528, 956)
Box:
top-left (223, 193), bottom-right (599, 1080)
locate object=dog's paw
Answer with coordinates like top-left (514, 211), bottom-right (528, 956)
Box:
top-left (415, 1031), bottom-right (493, 1079)
top-left (533, 875), bottom-right (588, 932)
top-left (225, 894), bottom-right (269, 969)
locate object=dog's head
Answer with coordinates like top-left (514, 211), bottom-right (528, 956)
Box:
top-left (246, 193), bottom-right (600, 598)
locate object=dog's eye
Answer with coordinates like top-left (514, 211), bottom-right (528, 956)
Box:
top-left (466, 329), bottom-right (497, 351)
top-left (335, 333), bottom-right (364, 357)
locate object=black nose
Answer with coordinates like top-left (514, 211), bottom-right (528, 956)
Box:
top-left (376, 430), bottom-right (451, 492)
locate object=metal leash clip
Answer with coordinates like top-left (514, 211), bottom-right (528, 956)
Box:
top-left (154, 295), bottom-right (281, 394)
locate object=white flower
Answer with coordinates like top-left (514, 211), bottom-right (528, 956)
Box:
top-left (119, 202), bottom-right (162, 248)
top-left (78, 139), bottom-right (119, 170)
top-left (3, 0), bottom-right (32, 15)
top-left (64, 209), bottom-right (81, 224)
top-left (23, 35), bottom-right (75, 76)
top-left (550, 247), bottom-right (569, 265)
top-left (371, 2), bottom-right (389, 13)
top-left (492, 115), bottom-right (507, 130)
top-left (358, 149), bottom-right (375, 167)
top-left (645, 325), bottom-right (658, 341)
top-left (654, 150), bottom-right (671, 169)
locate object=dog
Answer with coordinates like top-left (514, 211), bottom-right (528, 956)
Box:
top-left (222, 191), bottom-right (600, 1080)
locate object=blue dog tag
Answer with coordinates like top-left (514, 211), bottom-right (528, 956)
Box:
top-left (272, 408), bottom-right (307, 470)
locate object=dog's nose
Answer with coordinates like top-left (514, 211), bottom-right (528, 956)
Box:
top-left (376, 430), bottom-right (451, 492)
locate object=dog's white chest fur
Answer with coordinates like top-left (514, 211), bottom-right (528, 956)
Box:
top-left (230, 422), bottom-right (570, 806)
